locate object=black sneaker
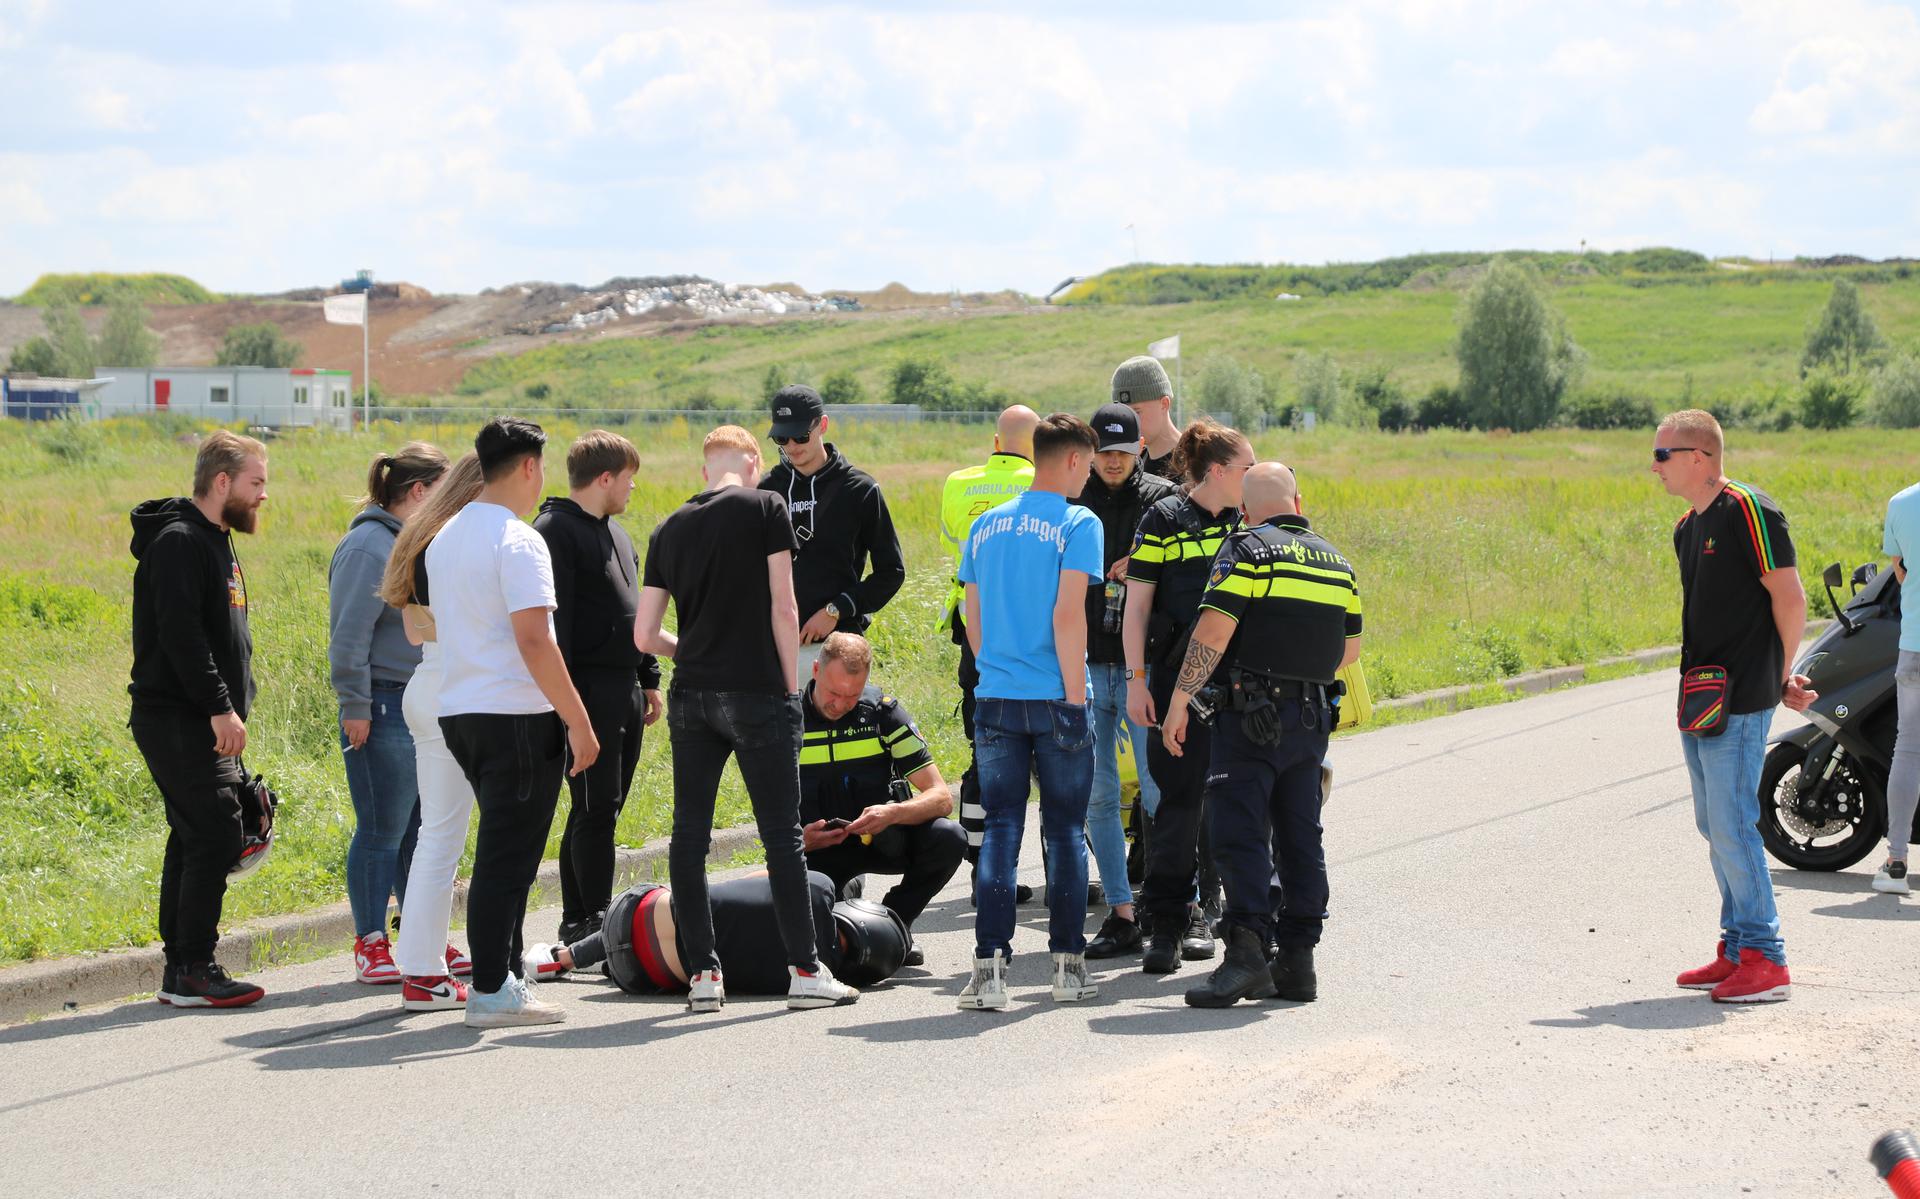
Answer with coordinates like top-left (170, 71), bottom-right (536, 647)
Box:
top-left (159, 960), bottom-right (264, 1009)
top-left (903, 945), bottom-right (925, 968)
top-left (1181, 905), bottom-right (1217, 961)
top-left (1084, 912), bottom-right (1142, 959)
top-left (1015, 883), bottom-right (1034, 904)
top-left (157, 961), bottom-right (178, 1004)
top-left (1202, 897), bottom-right (1225, 941)
top-left (1087, 880), bottom-right (1106, 908)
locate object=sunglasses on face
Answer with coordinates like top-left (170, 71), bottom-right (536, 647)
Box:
top-left (773, 430), bottom-right (814, 447)
top-left (1652, 446), bottom-right (1708, 463)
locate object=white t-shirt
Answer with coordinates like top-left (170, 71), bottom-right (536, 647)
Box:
top-left (426, 501), bottom-right (556, 717)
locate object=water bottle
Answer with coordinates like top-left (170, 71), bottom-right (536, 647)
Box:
top-left (1102, 580), bottom-right (1126, 635)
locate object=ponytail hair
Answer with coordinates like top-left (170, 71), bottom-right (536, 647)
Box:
top-left (380, 452), bottom-right (484, 608)
top-left (362, 441), bottom-right (450, 510)
top-left (1171, 418), bottom-right (1249, 486)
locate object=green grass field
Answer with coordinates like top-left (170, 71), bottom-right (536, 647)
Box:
top-left (1, 414), bottom-right (1913, 963)
top-left (445, 274), bottom-right (1920, 415)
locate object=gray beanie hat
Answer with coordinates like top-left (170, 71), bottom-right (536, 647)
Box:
top-left (1111, 355), bottom-right (1172, 406)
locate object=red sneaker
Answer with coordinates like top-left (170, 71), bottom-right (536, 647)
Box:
top-left (1676, 941), bottom-right (1738, 990)
top-left (354, 933), bottom-right (402, 985)
top-left (401, 975), bottom-right (468, 1011)
top-left (446, 944), bottom-right (472, 977)
top-left (1710, 949), bottom-right (1791, 1004)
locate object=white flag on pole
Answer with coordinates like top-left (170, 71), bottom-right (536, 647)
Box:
top-left (1147, 333), bottom-right (1180, 360)
top-left (323, 292), bottom-right (368, 326)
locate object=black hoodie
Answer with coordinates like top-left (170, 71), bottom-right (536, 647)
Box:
top-left (758, 444), bottom-right (906, 634)
top-left (1074, 464), bottom-right (1179, 664)
top-left (531, 496), bottom-right (662, 688)
top-left (128, 498), bottom-right (255, 719)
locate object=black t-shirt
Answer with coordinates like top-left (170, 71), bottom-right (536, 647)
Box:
top-left (583, 873), bottom-right (841, 995)
top-left (1143, 447), bottom-right (1178, 483)
top-left (643, 486), bottom-right (798, 694)
top-left (411, 545), bottom-right (431, 606)
top-left (1675, 480), bottom-right (1797, 715)
top-left (799, 683), bottom-right (936, 823)
top-left (1199, 514), bottom-right (1362, 684)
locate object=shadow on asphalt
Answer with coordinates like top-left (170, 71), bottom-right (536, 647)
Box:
top-left (1768, 868), bottom-right (1883, 895)
top-left (1085, 1003), bottom-right (1272, 1035)
top-left (1530, 996), bottom-right (1728, 1031)
top-left (1808, 897), bottom-right (1917, 920)
top-left (0, 979), bottom-right (372, 1048)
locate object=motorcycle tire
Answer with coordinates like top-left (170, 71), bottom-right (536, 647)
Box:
top-left (1756, 742), bottom-right (1885, 872)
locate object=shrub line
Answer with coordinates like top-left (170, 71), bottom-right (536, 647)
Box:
top-left (0, 824), bottom-right (761, 1025)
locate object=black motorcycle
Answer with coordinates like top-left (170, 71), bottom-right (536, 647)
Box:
top-left (1758, 559), bottom-right (1917, 871)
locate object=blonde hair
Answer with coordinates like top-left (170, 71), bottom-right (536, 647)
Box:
top-left (819, 632), bottom-right (873, 676)
top-left (703, 424), bottom-right (759, 458)
top-left (193, 430), bottom-right (268, 498)
top-left (380, 452), bottom-right (484, 608)
top-left (1657, 409), bottom-right (1724, 458)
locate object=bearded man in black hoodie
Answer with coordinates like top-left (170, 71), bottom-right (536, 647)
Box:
top-left (128, 430), bottom-right (270, 1009)
top-left (533, 431), bottom-right (663, 945)
top-left (759, 386), bottom-right (905, 672)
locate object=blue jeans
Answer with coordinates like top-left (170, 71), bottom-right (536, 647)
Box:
top-left (1680, 709), bottom-right (1785, 965)
top-left (973, 698), bottom-right (1094, 958)
top-left (341, 683), bottom-right (421, 937)
top-left (1088, 664), bottom-right (1157, 908)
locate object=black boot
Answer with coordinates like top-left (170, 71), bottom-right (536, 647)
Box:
top-left (1142, 911), bottom-right (1184, 974)
top-left (1269, 945), bottom-right (1317, 1002)
top-left (1184, 926), bottom-right (1278, 1008)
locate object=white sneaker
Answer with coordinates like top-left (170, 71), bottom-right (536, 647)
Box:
top-left (787, 965), bottom-right (859, 1009)
top-left (521, 943), bottom-right (570, 981)
top-left (463, 975), bottom-right (566, 1028)
top-left (1051, 952), bottom-right (1099, 1002)
top-left (957, 950), bottom-right (1009, 1011)
top-left (687, 969), bottom-right (725, 1012)
top-left (1872, 859), bottom-right (1910, 895)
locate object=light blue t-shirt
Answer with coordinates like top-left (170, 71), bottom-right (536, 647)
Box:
top-left (957, 489), bottom-right (1104, 700)
top-left (1884, 481), bottom-right (1920, 652)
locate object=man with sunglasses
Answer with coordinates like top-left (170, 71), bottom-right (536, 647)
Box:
top-left (760, 386), bottom-right (906, 675)
top-left (1653, 409), bottom-right (1815, 1005)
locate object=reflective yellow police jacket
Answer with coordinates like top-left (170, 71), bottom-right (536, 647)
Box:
top-left (937, 452), bottom-right (1033, 628)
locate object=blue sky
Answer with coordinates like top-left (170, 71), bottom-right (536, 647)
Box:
top-left (2, 0), bottom-right (1917, 296)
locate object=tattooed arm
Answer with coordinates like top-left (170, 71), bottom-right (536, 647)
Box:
top-left (1160, 609), bottom-right (1238, 757)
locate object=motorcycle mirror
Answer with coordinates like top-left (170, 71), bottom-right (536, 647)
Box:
top-left (1822, 562), bottom-right (1844, 590)
top-left (1850, 562), bottom-right (1878, 592)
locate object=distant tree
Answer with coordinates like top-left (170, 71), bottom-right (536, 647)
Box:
top-left (95, 294), bottom-right (160, 367)
top-left (1455, 257), bottom-right (1585, 431)
top-left (889, 356), bottom-right (954, 409)
top-left (1292, 353), bottom-right (1341, 424)
top-left (819, 368), bottom-right (865, 406)
top-left (1801, 279), bottom-right (1887, 375)
top-left (1798, 370), bottom-right (1863, 430)
top-left (760, 361), bottom-right (818, 401)
top-left (1869, 355), bottom-right (1920, 428)
top-left (760, 363), bottom-right (784, 402)
top-left (43, 302), bottom-right (96, 379)
top-left (1196, 354), bottom-right (1273, 430)
top-left (1416, 382), bottom-right (1472, 430)
top-left (5, 336), bottom-right (57, 375)
top-left (215, 321), bottom-right (302, 368)
top-left (1347, 365), bottom-right (1405, 428)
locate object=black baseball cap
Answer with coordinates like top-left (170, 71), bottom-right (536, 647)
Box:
top-left (1091, 401), bottom-right (1142, 455)
top-left (769, 385), bottom-right (825, 439)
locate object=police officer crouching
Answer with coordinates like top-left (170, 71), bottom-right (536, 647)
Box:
top-left (799, 633), bottom-right (966, 961)
top-left (1159, 463), bottom-right (1362, 1008)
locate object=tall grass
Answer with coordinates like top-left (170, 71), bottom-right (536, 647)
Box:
top-left (0, 415), bottom-right (1912, 961)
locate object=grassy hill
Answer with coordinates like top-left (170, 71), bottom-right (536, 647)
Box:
top-left (14, 272), bottom-right (219, 307)
top-left (446, 270), bottom-right (1920, 415)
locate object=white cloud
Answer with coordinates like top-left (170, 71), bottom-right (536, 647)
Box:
top-left (1544, 37), bottom-right (1635, 80)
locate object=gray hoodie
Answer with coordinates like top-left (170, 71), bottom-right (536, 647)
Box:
top-left (327, 506), bottom-right (421, 721)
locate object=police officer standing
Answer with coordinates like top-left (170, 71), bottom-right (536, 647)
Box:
top-left (1160, 463), bottom-right (1361, 1009)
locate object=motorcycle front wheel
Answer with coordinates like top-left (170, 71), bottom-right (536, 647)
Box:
top-left (1756, 742), bottom-right (1885, 872)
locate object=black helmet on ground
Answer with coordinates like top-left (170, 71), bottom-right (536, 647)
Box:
top-left (830, 899), bottom-right (909, 986)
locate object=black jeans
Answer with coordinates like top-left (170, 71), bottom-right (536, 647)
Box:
top-left (1138, 672), bottom-right (1224, 921)
top-left (440, 711), bottom-right (566, 993)
top-left (666, 688), bottom-right (820, 975)
top-left (806, 816), bottom-right (967, 926)
top-left (955, 626), bottom-right (984, 864)
top-left (558, 669), bottom-right (643, 930)
top-left (130, 708), bottom-right (246, 966)
top-left (1205, 701), bottom-right (1330, 947)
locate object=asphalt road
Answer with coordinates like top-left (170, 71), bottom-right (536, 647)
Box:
top-left (4, 670), bottom-right (1916, 1197)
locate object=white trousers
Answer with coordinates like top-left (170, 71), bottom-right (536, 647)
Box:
top-left (395, 645), bottom-right (478, 977)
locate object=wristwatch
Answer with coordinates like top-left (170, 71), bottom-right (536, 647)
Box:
top-left (825, 601), bottom-right (843, 620)
top-left (1124, 668), bottom-right (1144, 681)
